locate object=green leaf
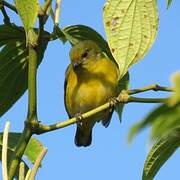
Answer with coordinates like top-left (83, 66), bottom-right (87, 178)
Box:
top-left (0, 133), bottom-right (45, 165)
top-left (0, 24), bottom-right (49, 117)
top-left (62, 25), bottom-right (115, 62)
top-left (14, 0), bottom-right (38, 34)
top-left (128, 103), bottom-right (180, 142)
top-left (167, 0), bottom-right (172, 9)
top-left (115, 72), bottom-right (129, 121)
top-left (142, 127), bottom-right (180, 180)
top-left (103, 0), bottom-right (159, 78)
top-left (0, 24), bottom-right (25, 47)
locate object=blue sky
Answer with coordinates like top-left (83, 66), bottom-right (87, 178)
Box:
top-left (0, 0), bottom-right (180, 179)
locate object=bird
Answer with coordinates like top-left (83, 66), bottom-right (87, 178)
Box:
top-left (64, 40), bottom-right (119, 147)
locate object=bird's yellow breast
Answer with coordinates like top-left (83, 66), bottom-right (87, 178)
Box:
top-left (65, 57), bottom-right (119, 118)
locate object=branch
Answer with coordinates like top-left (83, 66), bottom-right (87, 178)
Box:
top-left (127, 84), bottom-right (172, 95)
top-left (8, 32), bottom-right (39, 179)
top-left (35, 91), bottom-right (169, 135)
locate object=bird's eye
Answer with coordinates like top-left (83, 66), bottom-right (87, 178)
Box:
top-left (81, 52), bottom-right (88, 58)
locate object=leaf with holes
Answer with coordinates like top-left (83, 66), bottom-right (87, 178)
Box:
top-left (103, 0), bottom-right (158, 78)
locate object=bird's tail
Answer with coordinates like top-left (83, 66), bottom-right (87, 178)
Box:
top-left (75, 126), bottom-right (92, 147)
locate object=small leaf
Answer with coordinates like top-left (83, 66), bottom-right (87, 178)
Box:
top-left (103, 0), bottom-right (159, 78)
top-left (0, 133), bottom-right (45, 165)
top-left (62, 25), bottom-right (115, 61)
top-left (167, 0), bottom-right (172, 9)
top-left (14, 0), bottom-right (38, 34)
top-left (143, 127), bottom-right (180, 180)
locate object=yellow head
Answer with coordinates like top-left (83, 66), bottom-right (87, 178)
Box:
top-left (69, 40), bottom-right (102, 70)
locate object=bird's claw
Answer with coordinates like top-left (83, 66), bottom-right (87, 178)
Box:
top-left (109, 97), bottom-right (118, 112)
top-left (75, 113), bottom-right (83, 127)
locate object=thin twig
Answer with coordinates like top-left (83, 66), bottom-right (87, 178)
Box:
top-left (0, 1), bottom-right (17, 14)
top-left (41, 0), bottom-right (52, 15)
top-left (0, 6), bottom-right (10, 24)
top-left (54, 0), bottom-right (61, 25)
top-left (29, 148), bottom-right (47, 179)
top-left (35, 91), bottom-right (169, 135)
top-left (127, 84), bottom-right (172, 95)
top-left (2, 121), bottom-right (10, 180)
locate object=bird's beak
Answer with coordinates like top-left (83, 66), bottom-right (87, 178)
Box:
top-left (73, 62), bottom-right (80, 70)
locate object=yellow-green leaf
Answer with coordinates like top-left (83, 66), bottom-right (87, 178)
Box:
top-left (103, 0), bottom-right (159, 78)
top-left (14, 0), bottom-right (38, 34)
top-left (168, 71), bottom-right (180, 106)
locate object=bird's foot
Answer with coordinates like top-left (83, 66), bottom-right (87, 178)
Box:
top-left (75, 113), bottom-right (83, 127)
top-left (108, 97), bottom-right (118, 112)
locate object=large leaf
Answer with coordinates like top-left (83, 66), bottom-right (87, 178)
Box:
top-left (142, 127), bottom-right (180, 180)
top-left (0, 24), bottom-right (49, 117)
top-left (14, 0), bottom-right (38, 34)
top-left (103, 0), bottom-right (158, 78)
top-left (0, 133), bottom-right (45, 164)
top-left (62, 25), bottom-right (115, 61)
top-left (0, 24), bottom-right (25, 47)
top-left (128, 103), bottom-right (180, 142)
top-left (128, 71), bottom-right (180, 142)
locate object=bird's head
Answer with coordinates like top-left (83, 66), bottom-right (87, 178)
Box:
top-left (69, 40), bottom-right (102, 70)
